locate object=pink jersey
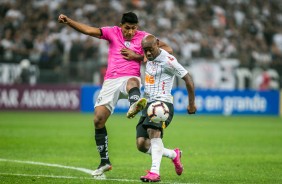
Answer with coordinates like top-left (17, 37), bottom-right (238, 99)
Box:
top-left (100, 26), bottom-right (148, 80)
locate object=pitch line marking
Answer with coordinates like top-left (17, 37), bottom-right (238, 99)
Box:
top-left (0, 172), bottom-right (141, 182)
top-left (0, 172), bottom-right (90, 180)
top-left (0, 158), bottom-right (195, 184)
top-left (0, 158), bottom-right (93, 174)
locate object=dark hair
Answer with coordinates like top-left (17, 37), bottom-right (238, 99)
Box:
top-left (121, 12), bottom-right (138, 24)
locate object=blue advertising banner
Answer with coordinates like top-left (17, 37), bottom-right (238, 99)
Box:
top-left (81, 85), bottom-right (280, 116)
top-left (173, 88), bottom-right (279, 115)
top-left (80, 85), bottom-right (100, 113)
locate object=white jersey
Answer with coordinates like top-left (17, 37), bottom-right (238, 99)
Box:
top-left (144, 49), bottom-right (188, 103)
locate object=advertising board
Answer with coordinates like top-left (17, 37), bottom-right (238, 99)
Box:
top-left (0, 85), bottom-right (80, 111)
top-left (81, 85), bottom-right (280, 115)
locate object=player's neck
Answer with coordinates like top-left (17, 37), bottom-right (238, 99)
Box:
top-left (156, 49), bottom-right (161, 57)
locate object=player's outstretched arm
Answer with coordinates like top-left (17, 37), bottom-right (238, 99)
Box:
top-left (58, 14), bottom-right (101, 38)
top-left (182, 73), bottom-right (197, 114)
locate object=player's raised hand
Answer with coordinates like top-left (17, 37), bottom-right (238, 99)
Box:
top-left (121, 48), bottom-right (136, 60)
top-left (58, 14), bottom-right (68, 24)
top-left (187, 104), bottom-right (197, 114)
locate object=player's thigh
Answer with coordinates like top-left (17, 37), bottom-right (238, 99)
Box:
top-left (163, 102), bottom-right (174, 128)
top-left (120, 76), bottom-right (141, 97)
top-left (136, 116), bottom-right (149, 139)
top-left (94, 78), bottom-right (125, 113)
top-left (125, 77), bottom-right (141, 92)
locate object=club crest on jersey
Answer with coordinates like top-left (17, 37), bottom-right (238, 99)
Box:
top-left (149, 62), bottom-right (157, 71)
top-left (124, 41), bottom-right (131, 48)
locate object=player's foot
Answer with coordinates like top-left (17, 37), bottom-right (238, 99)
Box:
top-left (127, 98), bottom-right (147, 119)
top-left (140, 171), bottom-right (161, 182)
top-left (172, 148), bottom-right (183, 175)
top-left (91, 163), bottom-right (112, 177)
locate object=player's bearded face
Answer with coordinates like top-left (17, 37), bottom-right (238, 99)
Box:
top-left (121, 23), bottom-right (138, 40)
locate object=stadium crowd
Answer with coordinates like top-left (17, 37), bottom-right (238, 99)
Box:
top-left (0, 0), bottom-right (282, 83)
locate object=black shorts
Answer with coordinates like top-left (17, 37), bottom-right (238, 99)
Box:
top-left (136, 101), bottom-right (174, 139)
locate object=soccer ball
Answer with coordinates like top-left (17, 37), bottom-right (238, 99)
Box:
top-left (147, 101), bottom-right (169, 123)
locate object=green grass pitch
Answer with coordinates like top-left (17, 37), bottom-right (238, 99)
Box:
top-left (0, 112), bottom-right (282, 184)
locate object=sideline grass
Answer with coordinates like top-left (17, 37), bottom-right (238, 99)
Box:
top-left (0, 112), bottom-right (282, 183)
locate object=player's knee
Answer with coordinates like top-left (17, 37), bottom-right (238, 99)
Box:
top-left (136, 138), bottom-right (149, 153)
top-left (127, 78), bottom-right (140, 89)
top-left (94, 106), bottom-right (110, 129)
top-left (136, 143), bottom-right (147, 153)
top-left (94, 115), bottom-right (106, 129)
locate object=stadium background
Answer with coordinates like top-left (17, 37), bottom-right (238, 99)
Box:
top-left (0, 0), bottom-right (281, 115)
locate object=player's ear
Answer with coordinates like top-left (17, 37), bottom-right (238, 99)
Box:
top-left (156, 39), bottom-right (160, 46)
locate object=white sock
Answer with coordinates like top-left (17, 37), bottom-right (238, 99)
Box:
top-left (163, 148), bottom-right (177, 159)
top-left (150, 138), bottom-right (164, 175)
top-left (146, 147), bottom-right (151, 154)
top-left (146, 147), bottom-right (176, 159)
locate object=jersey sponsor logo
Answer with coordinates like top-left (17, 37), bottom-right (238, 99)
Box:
top-left (124, 41), bottom-right (131, 48)
top-left (145, 74), bottom-right (155, 84)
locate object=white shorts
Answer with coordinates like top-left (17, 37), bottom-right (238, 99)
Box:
top-left (94, 76), bottom-right (141, 113)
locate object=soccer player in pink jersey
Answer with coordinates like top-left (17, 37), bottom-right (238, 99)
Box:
top-left (58, 12), bottom-right (172, 176)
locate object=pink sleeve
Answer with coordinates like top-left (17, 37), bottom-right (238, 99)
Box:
top-left (100, 26), bottom-right (113, 41)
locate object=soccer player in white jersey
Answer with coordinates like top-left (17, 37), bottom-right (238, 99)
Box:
top-left (58, 12), bottom-right (172, 177)
top-left (135, 35), bottom-right (197, 182)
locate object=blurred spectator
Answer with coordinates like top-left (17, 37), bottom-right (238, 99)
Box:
top-left (251, 38), bottom-right (272, 67)
top-left (14, 59), bottom-right (38, 85)
top-left (1, 28), bottom-right (14, 62)
top-left (17, 59), bottom-right (32, 84)
top-left (272, 33), bottom-right (282, 61)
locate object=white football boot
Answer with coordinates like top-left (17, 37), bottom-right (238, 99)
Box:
top-left (126, 98), bottom-right (147, 119)
top-left (91, 163), bottom-right (112, 177)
